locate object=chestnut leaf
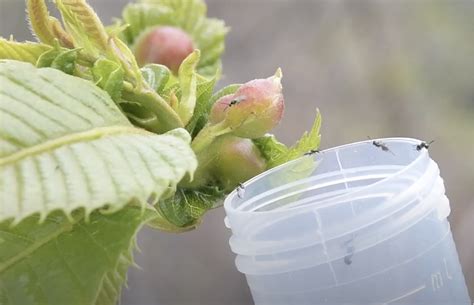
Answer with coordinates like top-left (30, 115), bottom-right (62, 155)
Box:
top-left (139, 53), bottom-right (219, 136)
top-left (254, 110), bottom-right (322, 168)
top-left (185, 73), bottom-right (218, 136)
top-left (91, 58), bottom-right (125, 101)
top-left (0, 38), bottom-right (53, 65)
top-left (0, 61), bottom-right (196, 225)
top-left (36, 47), bottom-right (79, 75)
top-left (0, 60), bottom-right (200, 305)
top-left (152, 186), bottom-right (225, 229)
top-left (0, 207), bottom-right (156, 305)
top-left (140, 63), bottom-right (172, 93)
top-left (54, 0), bottom-right (109, 58)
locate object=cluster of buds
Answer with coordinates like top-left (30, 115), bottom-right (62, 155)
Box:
top-left (132, 24), bottom-right (285, 191)
top-left (189, 69), bottom-right (284, 190)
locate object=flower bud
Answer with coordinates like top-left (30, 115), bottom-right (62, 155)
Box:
top-left (134, 26), bottom-right (194, 73)
top-left (209, 94), bottom-right (233, 124)
top-left (210, 69), bottom-right (284, 138)
top-left (211, 135), bottom-right (266, 190)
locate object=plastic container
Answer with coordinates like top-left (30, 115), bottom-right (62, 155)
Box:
top-left (224, 138), bottom-right (471, 305)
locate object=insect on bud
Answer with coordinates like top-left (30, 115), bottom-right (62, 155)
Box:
top-left (134, 26), bottom-right (195, 73)
top-left (210, 69), bottom-right (284, 139)
top-left (209, 94), bottom-right (234, 124)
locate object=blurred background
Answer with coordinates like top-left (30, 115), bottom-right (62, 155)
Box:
top-left (1, 0), bottom-right (473, 304)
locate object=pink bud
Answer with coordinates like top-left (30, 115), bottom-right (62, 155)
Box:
top-left (134, 26), bottom-right (194, 73)
top-left (211, 135), bottom-right (266, 190)
top-left (210, 69), bottom-right (284, 138)
top-left (209, 94), bottom-right (234, 124)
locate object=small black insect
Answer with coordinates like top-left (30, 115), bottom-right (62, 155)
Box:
top-left (368, 137), bottom-right (395, 155)
top-left (227, 99), bottom-right (239, 108)
top-left (224, 96), bottom-right (245, 111)
top-left (372, 140), bottom-right (389, 152)
top-left (304, 149), bottom-right (320, 156)
top-left (416, 140), bottom-right (435, 151)
top-left (236, 183), bottom-right (245, 199)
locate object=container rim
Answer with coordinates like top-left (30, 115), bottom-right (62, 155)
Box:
top-left (224, 137), bottom-right (428, 216)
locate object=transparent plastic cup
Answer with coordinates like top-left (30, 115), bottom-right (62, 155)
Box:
top-left (224, 138), bottom-right (471, 305)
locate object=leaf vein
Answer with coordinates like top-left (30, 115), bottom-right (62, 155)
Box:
top-left (54, 238), bottom-right (86, 292)
top-left (0, 219), bottom-right (75, 273)
top-left (75, 222), bottom-right (115, 266)
top-left (89, 141), bottom-right (121, 204)
top-left (0, 85), bottom-right (73, 132)
top-left (108, 137), bottom-right (151, 196)
top-left (0, 126), bottom-right (148, 166)
top-left (0, 102), bottom-right (49, 139)
top-left (1, 73), bottom-right (94, 126)
top-left (37, 74), bottom-right (113, 122)
top-left (24, 259), bottom-right (49, 305)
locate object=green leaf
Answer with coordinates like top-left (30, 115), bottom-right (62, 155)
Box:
top-left (121, 3), bottom-right (173, 42)
top-left (209, 83), bottom-right (241, 106)
top-left (254, 110), bottom-right (322, 168)
top-left (154, 186), bottom-right (225, 228)
top-left (49, 49), bottom-right (79, 75)
top-left (177, 50), bottom-right (200, 125)
top-left (186, 83), bottom-right (240, 137)
top-left (185, 73), bottom-right (217, 136)
top-left (253, 134), bottom-right (289, 167)
top-left (0, 60), bottom-right (197, 224)
top-left (141, 0), bottom-right (206, 32)
top-left (28, 1), bottom-right (148, 98)
top-left (0, 60), bottom-right (128, 158)
top-left (36, 48), bottom-right (62, 67)
top-left (186, 84), bottom-right (241, 154)
top-left (120, 87), bottom-right (184, 133)
top-left (140, 64), bottom-right (181, 101)
top-left (0, 38), bottom-right (52, 64)
top-left (120, 0), bottom-right (228, 77)
top-left (138, 56), bottom-right (217, 136)
top-left (141, 64), bottom-right (171, 92)
top-left (0, 206), bottom-right (155, 305)
top-left (94, 250), bottom-right (134, 305)
top-left (108, 36), bottom-right (144, 83)
top-left (92, 58), bottom-right (125, 101)
top-left (54, 0), bottom-right (109, 58)
top-left (36, 47), bottom-right (79, 75)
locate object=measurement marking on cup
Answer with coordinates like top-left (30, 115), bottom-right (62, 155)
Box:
top-left (335, 149), bottom-right (356, 216)
top-left (382, 284), bottom-right (426, 304)
top-left (431, 271), bottom-right (444, 291)
top-left (443, 258), bottom-right (453, 280)
top-left (314, 215), bottom-right (339, 285)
